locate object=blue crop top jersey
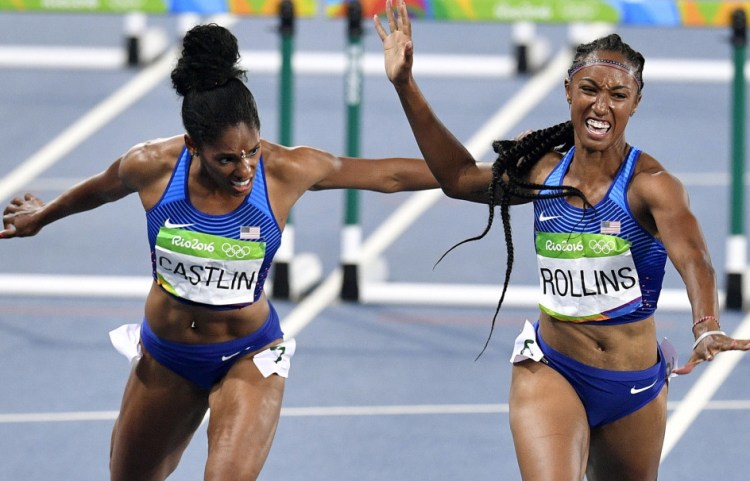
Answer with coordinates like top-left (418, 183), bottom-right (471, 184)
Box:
top-left (145, 147), bottom-right (282, 309)
top-left (532, 146), bottom-right (667, 325)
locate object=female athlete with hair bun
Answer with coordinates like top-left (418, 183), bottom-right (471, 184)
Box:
top-left (2, 22), bottom-right (437, 481)
top-left (375, 1), bottom-right (750, 479)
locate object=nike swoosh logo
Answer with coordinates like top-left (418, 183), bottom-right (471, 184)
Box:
top-left (538, 212), bottom-right (562, 222)
top-left (221, 351), bottom-right (241, 362)
top-left (164, 218), bottom-right (195, 229)
top-left (630, 379), bottom-right (658, 395)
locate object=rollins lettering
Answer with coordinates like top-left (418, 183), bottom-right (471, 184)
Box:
top-left (540, 267), bottom-right (637, 297)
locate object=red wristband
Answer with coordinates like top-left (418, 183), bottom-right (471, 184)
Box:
top-left (693, 315), bottom-right (720, 329)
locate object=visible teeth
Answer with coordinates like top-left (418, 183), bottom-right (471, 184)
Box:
top-left (586, 119), bottom-right (610, 132)
top-left (232, 179), bottom-right (250, 187)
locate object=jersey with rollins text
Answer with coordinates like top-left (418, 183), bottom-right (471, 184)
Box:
top-left (532, 146), bottom-right (667, 324)
top-left (145, 147), bottom-right (282, 308)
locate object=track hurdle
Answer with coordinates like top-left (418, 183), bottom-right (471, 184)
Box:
top-left (726, 8), bottom-right (747, 310)
top-left (271, 0), bottom-right (325, 301)
top-left (340, 0), bottom-right (365, 301)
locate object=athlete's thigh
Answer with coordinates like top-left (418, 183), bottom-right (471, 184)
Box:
top-left (510, 361), bottom-right (590, 481)
top-left (204, 356), bottom-right (286, 481)
top-left (110, 351), bottom-right (209, 481)
top-left (586, 385), bottom-right (668, 481)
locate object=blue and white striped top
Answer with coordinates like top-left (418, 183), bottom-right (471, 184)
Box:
top-left (145, 147), bottom-right (282, 308)
top-left (533, 146), bottom-right (667, 325)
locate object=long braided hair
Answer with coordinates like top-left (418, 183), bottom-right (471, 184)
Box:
top-left (450, 33), bottom-right (646, 358)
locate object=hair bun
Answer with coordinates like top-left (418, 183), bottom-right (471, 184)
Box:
top-left (171, 23), bottom-right (247, 97)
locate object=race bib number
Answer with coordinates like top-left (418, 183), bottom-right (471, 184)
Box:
top-left (510, 320), bottom-right (545, 364)
top-left (155, 228), bottom-right (265, 306)
top-left (536, 232), bottom-right (642, 321)
top-left (253, 339), bottom-right (296, 378)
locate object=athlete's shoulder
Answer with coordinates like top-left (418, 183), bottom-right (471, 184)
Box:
top-left (260, 139), bottom-right (337, 183)
top-left (259, 139), bottom-right (294, 180)
top-left (119, 135), bottom-right (183, 192)
top-left (631, 149), bottom-right (665, 175)
top-left (261, 139), bottom-right (333, 163)
top-left (631, 150), bottom-right (680, 188)
top-left (528, 150), bottom-right (565, 186)
top-left (129, 135), bottom-right (184, 162)
top-left (630, 149), bottom-right (687, 207)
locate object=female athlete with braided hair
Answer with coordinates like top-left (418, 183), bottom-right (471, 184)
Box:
top-left (2, 23), bottom-right (438, 481)
top-left (375, 1), bottom-right (750, 479)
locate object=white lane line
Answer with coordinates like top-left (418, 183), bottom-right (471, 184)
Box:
top-left (0, 411), bottom-right (121, 423)
top-left (0, 49), bottom-right (178, 204)
top-left (4, 399), bottom-right (750, 424)
top-left (661, 312), bottom-right (750, 461)
top-left (281, 269), bottom-right (343, 339)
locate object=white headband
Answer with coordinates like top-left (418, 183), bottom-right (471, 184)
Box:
top-left (567, 58), bottom-right (643, 91)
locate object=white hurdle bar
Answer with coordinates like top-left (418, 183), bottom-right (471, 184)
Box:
top-left (0, 273), bottom-right (725, 313)
top-left (2, 46), bottom-right (748, 84)
top-left (361, 282), bottom-right (720, 312)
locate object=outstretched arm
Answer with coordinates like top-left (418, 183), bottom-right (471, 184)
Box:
top-left (634, 168), bottom-right (750, 374)
top-left (1, 156), bottom-right (135, 239)
top-left (311, 155), bottom-right (438, 193)
top-left (373, 0), bottom-right (492, 203)
top-left (262, 140), bottom-right (437, 195)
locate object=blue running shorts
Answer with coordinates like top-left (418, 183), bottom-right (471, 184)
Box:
top-left (140, 303), bottom-right (285, 390)
top-left (533, 321), bottom-right (667, 428)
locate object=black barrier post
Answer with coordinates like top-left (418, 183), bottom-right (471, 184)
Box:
top-left (341, 0), bottom-right (363, 301)
top-left (272, 0), bottom-right (295, 300)
top-left (726, 8), bottom-right (747, 310)
top-left (124, 13), bottom-right (146, 67)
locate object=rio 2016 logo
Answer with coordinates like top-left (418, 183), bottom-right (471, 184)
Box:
top-left (171, 235), bottom-right (215, 253)
top-left (544, 239), bottom-right (583, 252)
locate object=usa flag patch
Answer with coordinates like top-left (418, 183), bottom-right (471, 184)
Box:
top-left (240, 226), bottom-right (261, 240)
top-left (600, 220), bottom-right (621, 235)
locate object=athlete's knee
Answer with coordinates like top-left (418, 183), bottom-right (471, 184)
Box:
top-left (587, 464), bottom-right (658, 481)
top-left (205, 452), bottom-right (265, 481)
top-left (110, 450), bottom-right (181, 481)
top-left (109, 427), bottom-right (183, 481)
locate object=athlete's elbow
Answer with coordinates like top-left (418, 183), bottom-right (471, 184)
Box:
top-left (440, 182), bottom-right (475, 200)
top-left (441, 185), bottom-right (462, 199)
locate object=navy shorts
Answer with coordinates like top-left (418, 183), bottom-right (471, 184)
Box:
top-left (141, 303), bottom-right (284, 390)
top-left (535, 322), bottom-right (667, 428)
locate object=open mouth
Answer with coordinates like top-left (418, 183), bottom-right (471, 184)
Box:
top-left (586, 118), bottom-right (611, 135)
top-left (232, 179), bottom-right (251, 187)
top-left (230, 178), bottom-right (252, 194)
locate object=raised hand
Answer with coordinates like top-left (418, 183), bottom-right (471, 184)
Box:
top-left (373, 0), bottom-right (414, 87)
top-left (1, 193), bottom-right (46, 238)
